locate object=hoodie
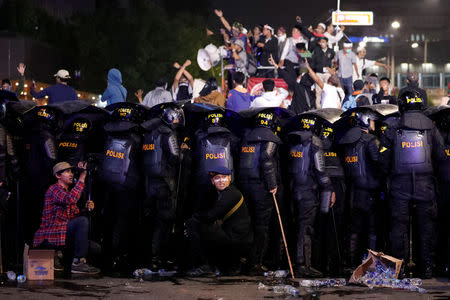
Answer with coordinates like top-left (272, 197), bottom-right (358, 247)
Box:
top-left (250, 89), bottom-right (288, 108)
top-left (101, 68), bottom-right (127, 105)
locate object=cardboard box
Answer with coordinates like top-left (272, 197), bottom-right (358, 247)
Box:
top-left (23, 244), bottom-right (54, 280)
top-left (349, 249), bottom-right (403, 284)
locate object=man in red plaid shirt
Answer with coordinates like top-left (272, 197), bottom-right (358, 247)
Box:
top-left (33, 161), bottom-right (99, 274)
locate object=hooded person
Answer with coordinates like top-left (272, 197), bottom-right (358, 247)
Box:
top-left (194, 78), bottom-right (226, 107)
top-left (101, 68), bottom-right (127, 105)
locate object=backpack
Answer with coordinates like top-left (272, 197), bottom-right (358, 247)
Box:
top-left (341, 94), bottom-right (363, 111)
top-left (246, 54), bottom-right (258, 76)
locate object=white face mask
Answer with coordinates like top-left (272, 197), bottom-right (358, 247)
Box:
top-left (278, 34), bottom-right (286, 43)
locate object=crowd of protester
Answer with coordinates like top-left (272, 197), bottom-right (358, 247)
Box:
top-left (0, 8), bottom-right (449, 281)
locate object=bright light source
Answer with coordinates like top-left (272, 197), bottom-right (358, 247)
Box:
top-left (24, 84), bottom-right (28, 88)
top-left (411, 42), bottom-right (419, 48)
top-left (40, 87), bottom-right (43, 90)
top-left (91, 96), bottom-right (95, 100)
top-left (23, 92), bottom-right (27, 95)
top-left (391, 21), bottom-right (400, 29)
top-left (45, 96), bottom-right (48, 99)
top-left (15, 82), bottom-right (19, 86)
top-left (77, 94), bottom-right (81, 97)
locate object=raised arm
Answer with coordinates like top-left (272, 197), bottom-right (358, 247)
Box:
top-left (304, 59), bottom-right (324, 90)
top-left (181, 60), bottom-right (194, 87)
top-left (214, 9), bottom-right (231, 32)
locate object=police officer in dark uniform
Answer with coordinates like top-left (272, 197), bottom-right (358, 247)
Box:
top-left (183, 104), bottom-right (238, 215)
top-left (141, 103), bottom-right (184, 268)
top-left (425, 105), bottom-right (450, 276)
top-left (285, 112), bottom-right (335, 277)
top-left (100, 102), bottom-right (147, 271)
top-left (185, 165), bottom-right (252, 277)
top-left (379, 91), bottom-right (446, 278)
top-left (338, 106), bottom-right (381, 266)
top-left (314, 109), bottom-right (346, 275)
top-left (238, 108), bottom-right (284, 275)
top-left (22, 105), bottom-right (62, 243)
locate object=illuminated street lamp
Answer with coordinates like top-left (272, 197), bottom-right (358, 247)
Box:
top-left (391, 21), bottom-right (400, 29)
top-left (411, 42), bottom-right (419, 48)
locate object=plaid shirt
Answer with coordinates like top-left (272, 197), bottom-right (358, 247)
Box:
top-left (33, 180), bottom-right (84, 247)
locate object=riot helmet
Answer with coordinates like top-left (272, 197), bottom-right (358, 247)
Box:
top-left (161, 105), bottom-right (185, 127)
top-left (349, 110), bottom-right (378, 129)
top-left (398, 90), bottom-right (424, 112)
top-left (255, 110), bottom-right (278, 132)
top-left (298, 115), bottom-right (319, 135)
top-left (205, 111), bottom-right (225, 128)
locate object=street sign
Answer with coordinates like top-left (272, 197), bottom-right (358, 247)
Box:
top-left (332, 11), bottom-right (373, 26)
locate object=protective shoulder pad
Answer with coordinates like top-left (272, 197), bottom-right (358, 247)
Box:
top-left (401, 112), bottom-right (433, 130)
top-left (338, 127), bottom-right (361, 144)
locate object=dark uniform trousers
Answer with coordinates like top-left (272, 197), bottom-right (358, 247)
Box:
top-left (240, 182), bottom-right (273, 266)
top-left (292, 187), bottom-right (317, 266)
top-left (144, 177), bottom-right (176, 260)
top-left (390, 175), bottom-right (437, 263)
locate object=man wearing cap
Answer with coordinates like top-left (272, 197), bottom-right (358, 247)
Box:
top-left (398, 72), bottom-right (428, 107)
top-left (257, 24), bottom-right (279, 78)
top-left (30, 69), bottom-right (78, 104)
top-left (185, 166), bottom-right (252, 276)
top-left (33, 161), bottom-right (99, 274)
top-left (336, 43), bottom-right (358, 97)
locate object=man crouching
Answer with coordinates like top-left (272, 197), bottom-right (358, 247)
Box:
top-left (33, 161), bottom-right (99, 274)
top-left (185, 166), bottom-right (253, 276)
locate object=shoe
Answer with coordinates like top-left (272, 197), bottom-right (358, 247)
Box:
top-left (72, 258), bottom-right (101, 274)
top-left (186, 265), bottom-right (213, 277)
top-left (54, 251), bottom-right (64, 271)
top-left (423, 260), bottom-right (432, 279)
top-left (247, 264), bottom-right (268, 276)
top-left (295, 265), bottom-right (323, 278)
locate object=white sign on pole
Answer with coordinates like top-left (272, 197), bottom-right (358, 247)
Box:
top-left (332, 11), bottom-right (374, 26)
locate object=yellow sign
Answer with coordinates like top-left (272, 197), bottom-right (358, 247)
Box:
top-left (401, 141), bottom-right (423, 148)
top-left (106, 149), bottom-right (124, 159)
top-left (59, 142), bottom-right (78, 148)
top-left (142, 144), bottom-right (155, 151)
top-left (332, 11), bottom-right (373, 26)
top-left (241, 146), bottom-right (255, 153)
top-left (290, 151), bottom-right (303, 158)
top-left (205, 153), bottom-right (225, 160)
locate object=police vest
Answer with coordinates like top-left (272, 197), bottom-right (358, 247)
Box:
top-left (343, 140), bottom-right (369, 187)
top-left (57, 136), bottom-right (86, 164)
top-left (142, 131), bottom-right (163, 177)
top-left (239, 142), bottom-right (261, 181)
top-left (100, 133), bottom-right (141, 189)
top-left (439, 145), bottom-right (450, 182)
top-left (392, 129), bottom-right (433, 175)
top-left (323, 150), bottom-right (345, 178)
top-left (288, 142), bottom-right (311, 185)
top-left (197, 138), bottom-right (233, 183)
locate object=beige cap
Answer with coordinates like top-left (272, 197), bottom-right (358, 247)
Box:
top-left (53, 162), bottom-right (73, 175)
top-left (54, 69), bottom-right (71, 79)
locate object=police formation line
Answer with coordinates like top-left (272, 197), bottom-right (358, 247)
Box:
top-left (0, 90), bottom-right (449, 278)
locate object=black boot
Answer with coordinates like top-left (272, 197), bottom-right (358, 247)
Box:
top-left (349, 233), bottom-right (359, 267)
top-left (304, 236), bottom-right (322, 278)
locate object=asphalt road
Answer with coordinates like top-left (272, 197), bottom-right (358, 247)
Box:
top-left (0, 275), bottom-right (449, 299)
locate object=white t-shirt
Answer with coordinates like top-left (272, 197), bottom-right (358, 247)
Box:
top-left (353, 56), bottom-right (376, 82)
top-left (321, 83), bottom-right (345, 109)
top-left (251, 89), bottom-right (288, 108)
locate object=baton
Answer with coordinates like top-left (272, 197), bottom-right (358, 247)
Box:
top-left (272, 193), bottom-right (295, 280)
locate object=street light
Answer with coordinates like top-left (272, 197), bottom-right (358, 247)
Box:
top-left (411, 42), bottom-right (419, 48)
top-left (391, 21), bottom-right (400, 29)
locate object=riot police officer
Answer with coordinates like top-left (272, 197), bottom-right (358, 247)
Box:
top-left (238, 108), bottom-right (284, 275)
top-left (425, 105), bottom-right (450, 276)
top-left (315, 109), bottom-right (346, 275)
top-left (141, 103), bottom-right (184, 268)
top-left (285, 112), bottom-right (334, 277)
top-left (22, 105), bottom-right (62, 243)
top-left (379, 91), bottom-right (446, 278)
top-left (338, 106), bottom-right (381, 267)
top-left (183, 104), bottom-right (238, 215)
top-left (99, 102), bottom-right (147, 271)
